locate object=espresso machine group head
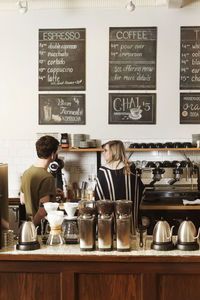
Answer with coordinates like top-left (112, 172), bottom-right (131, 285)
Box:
top-left (148, 162), bottom-right (165, 187)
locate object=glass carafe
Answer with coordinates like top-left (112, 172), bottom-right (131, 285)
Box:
top-left (62, 217), bottom-right (79, 244)
top-left (46, 211), bottom-right (64, 246)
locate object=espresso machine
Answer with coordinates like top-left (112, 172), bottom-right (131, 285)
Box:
top-left (139, 160), bottom-right (200, 234)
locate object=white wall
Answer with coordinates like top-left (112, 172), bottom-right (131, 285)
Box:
top-left (0, 6), bottom-right (200, 196)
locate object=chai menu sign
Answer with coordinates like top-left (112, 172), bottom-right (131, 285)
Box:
top-left (39, 28), bottom-right (86, 91)
top-left (109, 93), bottom-right (156, 124)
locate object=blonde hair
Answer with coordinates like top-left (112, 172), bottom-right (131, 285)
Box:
top-left (103, 140), bottom-right (131, 174)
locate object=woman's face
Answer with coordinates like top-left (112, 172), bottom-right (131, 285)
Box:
top-left (103, 144), bottom-right (111, 162)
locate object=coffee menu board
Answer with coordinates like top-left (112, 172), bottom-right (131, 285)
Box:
top-left (39, 94), bottom-right (85, 125)
top-left (109, 27), bottom-right (157, 90)
top-left (180, 27), bottom-right (200, 89)
top-left (39, 29), bottom-right (85, 91)
top-left (109, 93), bottom-right (156, 124)
top-left (180, 93), bottom-right (200, 124)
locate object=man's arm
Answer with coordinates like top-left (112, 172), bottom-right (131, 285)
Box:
top-left (33, 195), bottom-right (50, 227)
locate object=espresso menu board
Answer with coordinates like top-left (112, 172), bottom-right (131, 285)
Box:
top-left (39, 29), bottom-right (85, 91)
top-left (109, 27), bottom-right (157, 90)
top-left (180, 27), bottom-right (200, 89)
top-left (39, 94), bottom-right (85, 125)
top-left (109, 93), bottom-right (156, 124)
top-left (180, 93), bottom-right (200, 124)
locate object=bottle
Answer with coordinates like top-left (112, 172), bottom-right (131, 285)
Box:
top-left (61, 133), bottom-right (69, 149)
top-left (67, 183), bottom-right (73, 201)
top-left (87, 175), bottom-right (95, 200)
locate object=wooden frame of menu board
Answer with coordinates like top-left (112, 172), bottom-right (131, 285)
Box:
top-left (39, 94), bottom-right (85, 125)
top-left (180, 26), bottom-right (200, 90)
top-left (180, 93), bottom-right (200, 124)
top-left (109, 93), bottom-right (156, 124)
top-left (109, 27), bottom-right (157, 90)
top-left (39, 28), bottom-right (86, 91)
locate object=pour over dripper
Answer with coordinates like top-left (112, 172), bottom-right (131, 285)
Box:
top-left (64, 202), bottom-right (78, 219)
top-left (46, 211), bottom-right (64, 246)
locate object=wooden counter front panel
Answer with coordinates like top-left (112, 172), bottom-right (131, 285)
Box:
top-left (1, 259), bottom-right (200, 300)
top-left (158, 274), bottom-right (200, 300)
top-left (0, 272), bottom-right (60, 300)
top-left (76, 273), bottom-right (141, 300)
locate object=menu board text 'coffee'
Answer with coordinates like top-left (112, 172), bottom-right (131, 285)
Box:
top-left (109, 27), bottom-right (157, 90)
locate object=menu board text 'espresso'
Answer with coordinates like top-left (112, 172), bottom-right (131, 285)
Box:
top-left (39, 28), bottom-right (85, 91)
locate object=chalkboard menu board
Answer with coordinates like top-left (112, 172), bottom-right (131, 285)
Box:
top-left (109, 93), bottom-right (156, 124)
top-left (39, 29), bottom-right (85, 91)
top-left (180, 27), bottom-right (200, 90)
top-left (109, 27), bottom-right (157, 90)
top-left (39, 94), bottom-right (85, 125)
top-left (180, 93), bottom-right (200, 124)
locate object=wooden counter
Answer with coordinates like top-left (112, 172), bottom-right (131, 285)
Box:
top-left (1, 240), bottom-right (200, 300)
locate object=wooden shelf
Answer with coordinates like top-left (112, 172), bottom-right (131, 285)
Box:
top-left (140, 204), bottom-right (200, 210)
top-left (126, 147), bottom-right (200, 152)
top-left (58, 147), bottom-right (200, 152)
top-left (58, 148), bottom-right (103, 152)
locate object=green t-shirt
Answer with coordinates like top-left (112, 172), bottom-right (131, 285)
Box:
top-left (20, 166), bottom-right (56, 216)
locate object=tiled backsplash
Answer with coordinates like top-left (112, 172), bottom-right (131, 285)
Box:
top-left (1, 138), bottom-right (200, 198)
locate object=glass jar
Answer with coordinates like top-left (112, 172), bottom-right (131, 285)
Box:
top-left (61, 133), bottom-right (69, 149)
top-left (78, 215), bottom-right (95, 251)
top-left (98, 215), bottom-right (113, 251)
top-left (115, 200), bottom-right (132, 216)
top-left (78, 200), bottom-right (96, 216)
top-left (97, 200), bottom-right (114, 215)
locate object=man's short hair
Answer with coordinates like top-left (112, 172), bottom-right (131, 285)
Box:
top-left (36, 135), bottom-right (59, 159)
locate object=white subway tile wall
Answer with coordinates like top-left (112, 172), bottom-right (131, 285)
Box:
top-left (1, 138), bottom-right (200, 198)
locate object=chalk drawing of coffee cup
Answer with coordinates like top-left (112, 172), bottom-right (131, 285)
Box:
top-left (130, 107), bottom-right (142, 120)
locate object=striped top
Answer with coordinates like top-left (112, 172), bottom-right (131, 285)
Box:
top-left (95, 164), bottom-right (144, 203)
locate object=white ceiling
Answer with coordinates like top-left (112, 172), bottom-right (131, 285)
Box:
top-left (0, 0), bottom-right (200, 10)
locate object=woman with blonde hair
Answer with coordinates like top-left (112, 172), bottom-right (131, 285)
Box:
top-left (95, 140), bottom-right (144, 226)
top-left (95, 140), bottom-right (144, 201)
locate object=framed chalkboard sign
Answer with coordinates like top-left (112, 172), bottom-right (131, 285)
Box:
top-left (180, 27), bottom-right (200, 90)
top-left (109, 27), bottom-right (157, 90)
top-left (180, 93), bottom-right (200, 124)
top-left (39, 28), bottom-right (85, 91)
top-left (109, 93), bottom-right (156, 124)
top-left (39, 94), bottom-right (85, 125)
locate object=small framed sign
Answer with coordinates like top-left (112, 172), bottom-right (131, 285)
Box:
top-left (39, 94), bottom-right (85, 125)
top-left (109, 93), bottom-right (156, 124)
top-left (180, 93), bottom-right (200, 124)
